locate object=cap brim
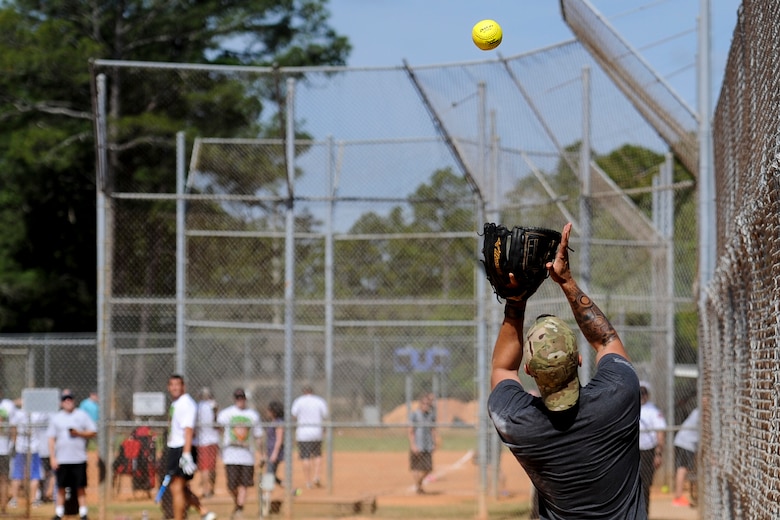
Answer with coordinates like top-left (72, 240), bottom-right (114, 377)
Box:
top-left (541, 376), bottom-right (580, 412)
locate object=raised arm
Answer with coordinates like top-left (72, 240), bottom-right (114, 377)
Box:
top-left (490, 297), bottom-right (527, 390)
top-left (547, 223), bottom-right (629, 363)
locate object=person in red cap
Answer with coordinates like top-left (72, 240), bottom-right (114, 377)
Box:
top-left (488, 222), bottom-right (645, 519)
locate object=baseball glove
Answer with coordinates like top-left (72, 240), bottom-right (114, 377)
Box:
top-left (481, 223), bottom-right (562, 301)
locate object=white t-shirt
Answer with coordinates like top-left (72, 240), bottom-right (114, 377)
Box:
top-left (674, 407), bottom-right (700, 452)
top-left (36, 412), bottom-right (53, 457)
top-left (11, 410), bottom-right (50, 454)
top-left (291, 393), bottom-right (328, 442)
top-left (216, 405), bottom-right (263, 466)
top-left (638, 402), bottom-right (667, 450)
top-left (47, 409), bottom-right (97, 464)
top-left (167, 394), bottom-right (197, 448)
top-left (195, 399), bottom-right (220, 446)
top-left (0, 399), bottom-right (17, 455)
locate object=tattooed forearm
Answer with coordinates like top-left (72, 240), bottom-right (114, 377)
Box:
top-left (566, 285), bottom-right (618, 349)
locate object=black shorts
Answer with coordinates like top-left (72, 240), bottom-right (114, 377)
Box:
top-left (225, 464), bottom-right (254, 490)
top-left (409, 451), bottom-right (433, 472)
top-left (165, 446), bottom-right (197, 481)
top-left (675, 447), bottom-right (696, 470)
top-left (297, 441), bottom-right (322, 460)
top-left (0, 455), bottom-right (8, 475)
top-left (55, 463), bottom-right (88, 490)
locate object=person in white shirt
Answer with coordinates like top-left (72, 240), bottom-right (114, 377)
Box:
top-left (47, 391), bottom-right (96, 520)
top-left (0, 394), bottom-right (16, 513)
top-left (672, 407), bottom-right (700, 508)
top-left (36, 411), bottom-right (55, 504)
top-left (638, 382), bottom-right (666, 515)
top-left (164, 374), bottom-right (215, 520)
top-left (194, 387), bottom-right (219, 498)
top-left (216, 389), bottom-right (263, 519)
top-left (9, 402), bottom-right (48, 509)
top-left (291, 385), bottom-right (328, 489)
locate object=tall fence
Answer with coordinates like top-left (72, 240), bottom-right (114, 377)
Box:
top-left (702, 1), bottom-right (780, 518)
top-left (0, 38), bottom-right (699, 517)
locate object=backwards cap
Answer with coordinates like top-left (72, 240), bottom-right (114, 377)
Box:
top-left (525, 315), bottom-right (580, 411)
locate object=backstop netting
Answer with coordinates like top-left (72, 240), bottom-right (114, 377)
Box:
top-left (85, 39), bottom-right (698, 513)
top-left (701, 1), bottom-right (780, 518)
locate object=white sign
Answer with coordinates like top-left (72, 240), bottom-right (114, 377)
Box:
top-left (133, 392), bottom-right (167, 416)
top-left (22, 388), bottom-right (61, 413)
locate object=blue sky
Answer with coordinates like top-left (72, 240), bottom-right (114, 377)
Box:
top-left (327, 0), bottom-right (742, 109)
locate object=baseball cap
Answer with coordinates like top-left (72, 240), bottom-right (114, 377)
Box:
top-left (61, 391), bottom-right (74, 401)
top-left (233, 389), bottom-right (247, 399)
top-left (525, 315), bottom-right (580, 412)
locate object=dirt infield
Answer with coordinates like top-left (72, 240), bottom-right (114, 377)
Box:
top-left (64, 431), bottom-right (695, 520)
top-left (97, 448), bottom-right (531, 519)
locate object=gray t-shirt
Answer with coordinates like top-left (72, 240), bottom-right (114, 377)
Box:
top-left (489, 353), bottom-right (645, 520)
top-left (409, 408), bottom-right (435, 452)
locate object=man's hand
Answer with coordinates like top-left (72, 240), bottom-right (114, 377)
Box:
top-left (547, 222), bottom-right (573, 285)
top-left (179, 452), bottom-right (196, 475)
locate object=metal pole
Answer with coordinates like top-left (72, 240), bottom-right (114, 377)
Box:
top-left (475, 81), bottom-right (488, 520)
top-left (579, 66), bottom-right (592, 383)
top-left (325, 135), bottom-right (335, 493)
top-left (662, 153), bottom-right (676, 487)
top-left (697, 0), bottom-right (715, 297)
top-left (282, 77), bottom-right (296, 519)
top-left (488, 109), bottom-right (502, 499)
top-left (696, 6), bottom-right (713, 482)
top-left (95, 73), bottom-right (111, 520)
top-left (176, 132), bottom-right (186, 375)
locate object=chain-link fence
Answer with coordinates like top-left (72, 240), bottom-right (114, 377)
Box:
top-left (0, 38), bottom-right (700, 517)
top-left (701, 1), bottom-right (780, 518)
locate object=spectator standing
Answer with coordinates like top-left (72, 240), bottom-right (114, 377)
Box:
top-left (0, 393), bottom-right (16, 513)
top-left (407, 393), bottom-right (438, 494)
top-left (672, 407), bottom-right (700, 507)
top-left (47, 390), bottom-right (97, 520)
top-left (216, 389), bottom-right (263, 520)
top-left (8, 401), bottom-right (47, 509)
top-left (194, 388), bottom-right (219, 498)
top-left (291, 385), bottom-right (328, 489)
top-left (77, 392), bottom-right (99, 424)
top-left (638, 382), bottom-right (666, 515)
top-left (264, 401), bottom-right (285, 486)
top-left (163, 374), bottom-right (215, 520)
top-left (36, 411), bottom-right (55, 503)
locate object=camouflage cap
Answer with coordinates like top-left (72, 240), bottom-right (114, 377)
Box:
top-left (525, 315), bottom-right (580, 411)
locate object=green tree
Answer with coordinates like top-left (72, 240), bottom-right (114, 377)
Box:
top-left (339, 167), bottom-right (475, 308)
top-left (502, 141), bottom-right (698, 366)
top-left (0, 0), bottom-right (351, 332)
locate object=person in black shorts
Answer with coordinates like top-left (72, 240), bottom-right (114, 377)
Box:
top-left (407, 393), bottom-right (438, 494)
top-left (488, 222), bottom-right (646, 518)
top-left (164, 375), bottom-right (216, 520)
top-left (47, 391), bottom-right (96, 520)
top-left (216, 389), bottom-right (263, 520)
top-left (291, 386), bottom-right (328, 489)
